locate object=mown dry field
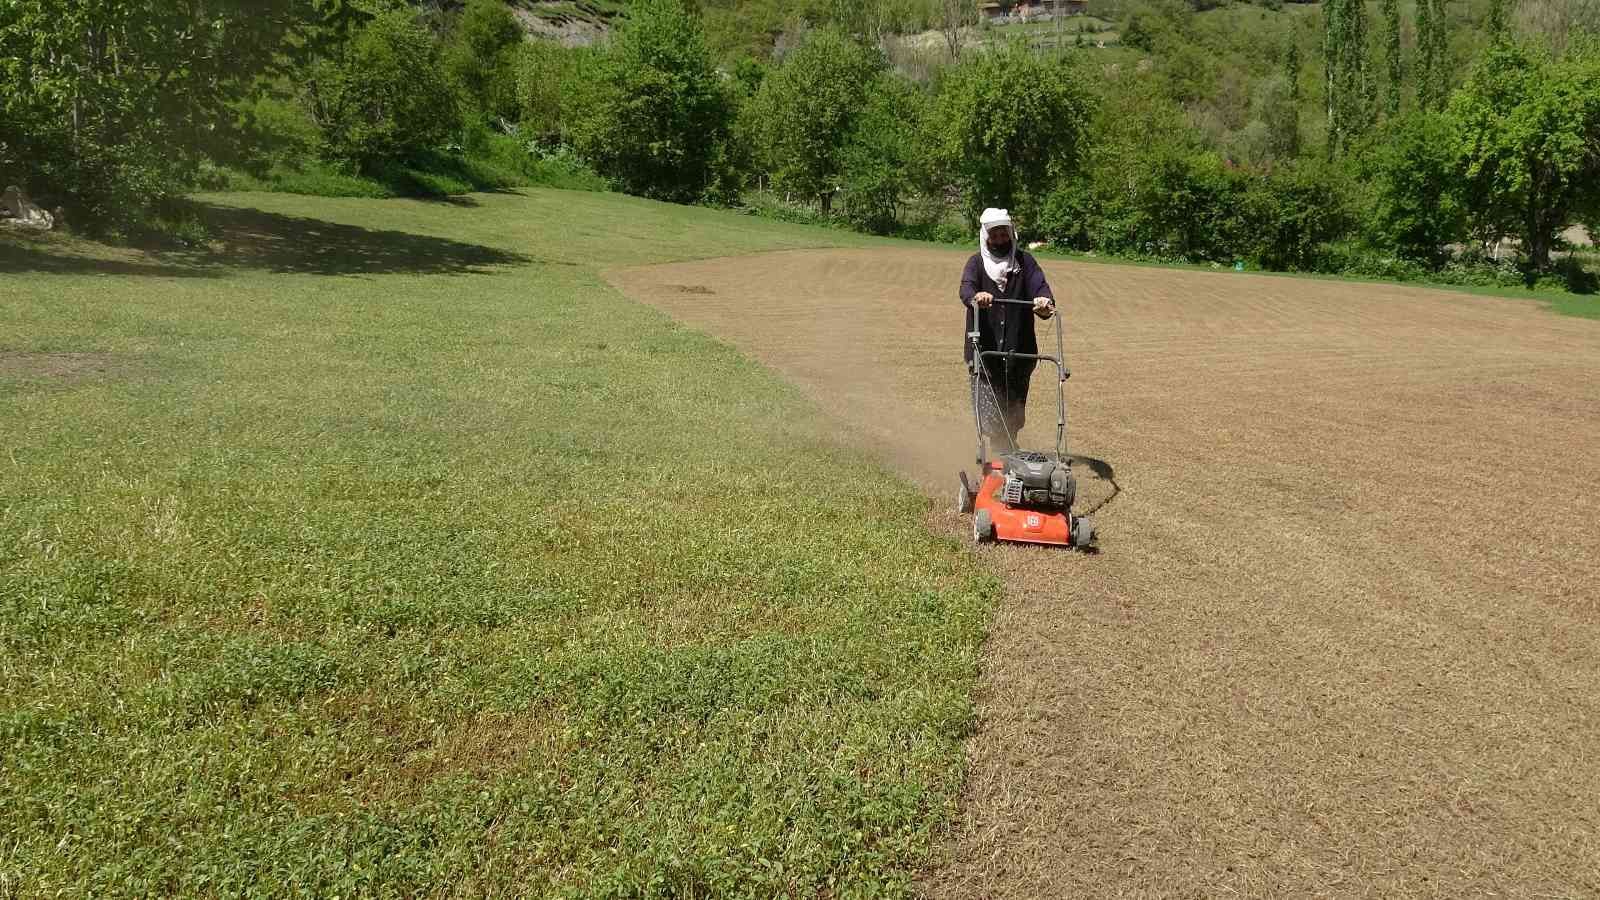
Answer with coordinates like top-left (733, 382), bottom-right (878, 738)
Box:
top-left (607, 248), bottom-right (1600, 898)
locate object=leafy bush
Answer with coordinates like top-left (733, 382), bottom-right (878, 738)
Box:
top-left (0, 0), bottom-right (342, 231)
top-left (747, 28), bottom-right (885, 215)
top-left (924, 41), bottom-right (1096, 222)
top-left (1242, 160), bottom-right (1357, 271)
top-left (739, 191), bottom-right (834, 227)
top-left (1360, 111), bottom-right (1469, 267)
top-left (839, 76), bottom-right (926, 234)
top-left (444, 0), bottom-right (525, 125)
top-left (303, 8), bottom-right (462, 174)
top-left (483, 135), bottom-right (611, 192)
top-left (572, 0), bottom-right (737, 204)
top-left (1040, 152), bottom-right (1356, 270)
top-left (517, 42), bottom-right (605, 146)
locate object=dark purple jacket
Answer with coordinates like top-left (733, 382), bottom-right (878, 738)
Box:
top-left (959, 251), bottom-right (1054, 363)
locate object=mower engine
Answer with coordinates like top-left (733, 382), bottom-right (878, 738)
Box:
top-left (999, 451), bottom-right (1076, 510)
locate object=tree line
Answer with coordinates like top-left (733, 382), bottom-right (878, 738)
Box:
top-left (2, 0), bottom-right (1598, 288)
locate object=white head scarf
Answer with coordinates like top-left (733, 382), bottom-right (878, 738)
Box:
top-left (978, 207), bottom-right (1019, 291)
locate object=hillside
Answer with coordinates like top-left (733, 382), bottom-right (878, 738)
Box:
top-left (510, 0), bottom-right (623, 44)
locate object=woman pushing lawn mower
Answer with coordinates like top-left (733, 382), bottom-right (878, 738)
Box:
top-left (960, 208), bottom-right (1057, 452)
top-left (957, 208), bottom-right (1095, 548)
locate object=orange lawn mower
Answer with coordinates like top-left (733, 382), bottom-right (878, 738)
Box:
top-left (957, 298), bottom-right (1096, 548)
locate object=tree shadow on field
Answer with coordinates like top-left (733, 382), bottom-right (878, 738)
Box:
top-left (0, 232), bottom-right (217, 278)
top-left (1, 203), bottom-right (534, 279)
top-left (189, 204), bottom-right (533, 276)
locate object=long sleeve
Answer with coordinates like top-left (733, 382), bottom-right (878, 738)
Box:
top-left (960, 255), bottom-right (981, 304)
top-left (1022, 254), bottom-right (1053, 301)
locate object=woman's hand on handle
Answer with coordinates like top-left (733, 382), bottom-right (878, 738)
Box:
top-left (1033, 296), bottom-right (1056, 319)
top-left (973, 291), bottom-right (994, 308)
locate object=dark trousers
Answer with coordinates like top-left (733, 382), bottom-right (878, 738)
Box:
top-left (972, 356), bottom-right (1034, 452)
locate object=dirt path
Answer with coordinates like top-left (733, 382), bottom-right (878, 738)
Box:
top-left (605, 248), bottom-right (1600, 897)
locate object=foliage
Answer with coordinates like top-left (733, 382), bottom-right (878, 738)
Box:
top-left (302, 7), bottom-right (461, 174)
top-left (924, 41), bottom-right (1095, 221)
top-left (1038, 73), bottom-right (1356, 273)
top-left (516, 41), bottom-right (605, 146)
top-left (1360, 111), bottom-right (1468, 266)
top-left (1324, 0), bottom-right (1373, 157)
top-left (839, 75), bottom-right (926, 233)
top-left (748, 28), bottom-right (884, 214)
top-left (1241, 158), bottom-right (1357, 270)
top-left (1450, 41), bottom-right (1600, 268)
top-left (939, 0), bottom-right (978, 60)
top-left (1416, 0), bottom-right (1449, 111)
top-left (443, 0), bottom-right (525, 125)
top-left (0, 0), bottom-right (359, 230)
top-left (571, 0), bottom-right (736, 203)
top-left (1516, 0), bottom-right (1600, 56)
top-left (1381, 0), bottom-right (1402, 117)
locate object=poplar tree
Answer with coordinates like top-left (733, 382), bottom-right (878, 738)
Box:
top-left (1383, 0), bottom-right (1403, 116)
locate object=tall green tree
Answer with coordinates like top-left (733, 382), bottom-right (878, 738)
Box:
top-left (573, 0), bottom-right (735, 203)
top-left (1451, 41), bottom-right (1600, 268)
top-left (925, 41), bottom-right (1095, 219)
top-left (1417, 0), bottom-right (1449, 110)
top-left (1382, 0), bottom-right (1403, 117)
top-left (839, 74), bottom-right (925, 233)
top-left (1324, 0), bottom-right (1373, 157)
top-left (1363, 111), bottom-right (1468, 265)
top-left (749, 28), bottom-right (883, 215)
top-left (1487, 0), bottom-right (1513, 40)
top-left (0, 0), bottom-right (360, 227)
top-left (1285, 39), bottom-right (1303, 157)
top-left (303, 6), bottom-right (461, 173)
top-left (444, 0), bottom-right (525, 126)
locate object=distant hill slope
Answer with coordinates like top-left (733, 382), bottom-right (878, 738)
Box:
top-left (510, 0), bottom-right (624, 45)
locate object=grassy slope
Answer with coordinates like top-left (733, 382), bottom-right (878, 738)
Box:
top-left (0, 190), bottom-right (996, 897)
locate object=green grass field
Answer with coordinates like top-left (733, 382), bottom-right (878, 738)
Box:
top-left (0, 191), bottom-right (997, 897)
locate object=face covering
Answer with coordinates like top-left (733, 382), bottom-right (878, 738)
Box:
top-left (979, 216), bottom-right (1019, 291)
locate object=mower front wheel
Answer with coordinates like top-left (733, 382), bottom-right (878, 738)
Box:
top-left (1071, 516), bottom-right (1095, 548)
top-left (973, 509), bottom-right (995, 544)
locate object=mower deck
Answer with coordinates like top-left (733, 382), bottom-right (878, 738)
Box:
top-left (960, 461), bottom-right (1093, 548)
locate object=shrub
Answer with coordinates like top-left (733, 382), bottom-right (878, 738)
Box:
top-left (1242, 160), bottom-right (1358, 271)
top-left (444, 0), bottom-right (525, 125)
top-left (571, 0), bottom-right (736, 204)
top-left (839, 76), bottom-right (925, 234)
top-left (1359, 111), bottom-right (1468, 267)
top-left (924, 41), bottom-right (1096, 222)
top-left (517, 42), bottom-right (605, 146)
top-left (303, 8), bottom-right (462, 174)
top-left (747, 28), bottom-right (884, 215)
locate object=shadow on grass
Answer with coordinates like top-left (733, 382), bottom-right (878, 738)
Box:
top-left (0, 233), bottom-right (214, 278)
top-left (190, 204), bottom-right (533, 276)
top-left (1, 203), bottom-right (535, 279)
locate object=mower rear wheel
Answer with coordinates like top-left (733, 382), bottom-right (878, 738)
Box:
top-left (973, 509), bottom-right (995, 544)
top-left (957, 472), bottom-right (975, 514)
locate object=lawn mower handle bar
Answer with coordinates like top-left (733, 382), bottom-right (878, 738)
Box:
top-left (965, 297), bottom-right (1069, 463)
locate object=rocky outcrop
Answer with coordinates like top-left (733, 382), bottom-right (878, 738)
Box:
top-left (512, 7), bottom-right (607, 47)
top-left (1, 185), bottom-right (54, 231)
